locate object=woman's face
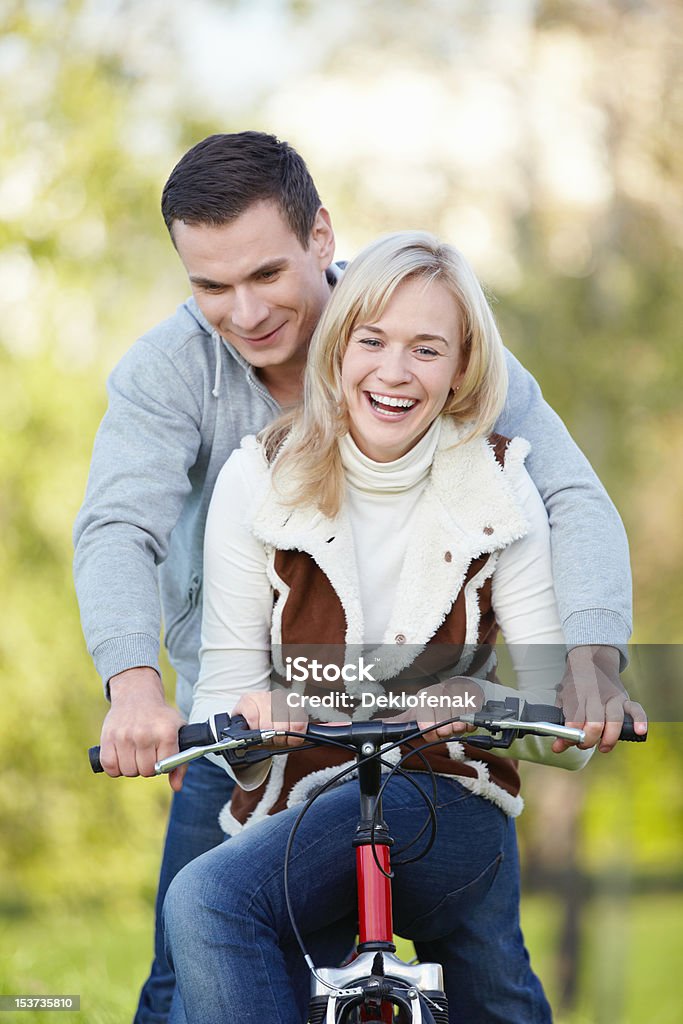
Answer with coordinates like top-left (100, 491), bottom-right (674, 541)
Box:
top-left (341, 276), bottom-right (465, 463)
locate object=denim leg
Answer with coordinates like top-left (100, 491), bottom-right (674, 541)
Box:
top-left (409, 815), bottom-right (552, 1024)
top-left (164, 775), bottom-right (545, 1024)
top-left (133, 757), bottom-right (235, 1024)
top-left (164, 788), bottom-right (360, 1024)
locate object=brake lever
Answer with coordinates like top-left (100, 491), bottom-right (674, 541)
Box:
top-left (155, 727), bottom-right (278, 775)
top-left (459, 713), bottom-right (586, 749)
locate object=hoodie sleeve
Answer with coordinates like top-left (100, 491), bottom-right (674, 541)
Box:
top-left (486, 466), bottom-right (594, 771)
top-left (496, 348), bottom-right (632, 660)
top-left (73, 337), bottom-right (202, 693)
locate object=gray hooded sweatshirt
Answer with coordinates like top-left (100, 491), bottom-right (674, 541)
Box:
top-left (73, 286), bottom-right (631, 717)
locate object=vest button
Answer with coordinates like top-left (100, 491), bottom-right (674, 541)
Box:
top-left (483, 525), bottom-right (494, 535)
top-left (444, 551), bottom-right (452, 562)
top-left (395, 633), bottom-right (406, 645)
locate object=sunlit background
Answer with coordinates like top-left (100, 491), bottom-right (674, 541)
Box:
top-left (1, 1), bottom-right (682, 1021)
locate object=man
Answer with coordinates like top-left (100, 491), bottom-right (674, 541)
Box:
top-left (73, 132), bottom-right (642, 1023)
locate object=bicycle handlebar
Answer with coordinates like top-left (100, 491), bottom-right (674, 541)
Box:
top-left (88, 700), bottom-right (646, 775)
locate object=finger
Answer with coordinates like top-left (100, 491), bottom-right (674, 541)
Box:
top-left (169, 764), bottom-right (188, 793)
top-left (436, 720), bottom-right (467, 739)
top-left (598, 692), bottom-right (637, 752)
top-left (111, 735), bottom-right (144, 778)
top-left (625, 700), bottom-right (648, 734)
top-left (285, 718), bottom-right (308, 747)
top-left (581, 689), bottom-right (611, 749)
top-left (234, 695), bottom-right (263, 731)
top-left (98, 735), bottom-right (122, 778)
top-left (552, 719), bottom-right (587, 754)
top-left (579, 722), bottom-right (605, 750)
top-left (554, 687), bottom-right (587, 750)
top-left (133, 741), bottom-right (161, 778)
top-left (155, 723), bottom-right (183, 767)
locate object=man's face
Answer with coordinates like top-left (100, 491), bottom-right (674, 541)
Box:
top-left (173, 200), bottom-right (335, 378)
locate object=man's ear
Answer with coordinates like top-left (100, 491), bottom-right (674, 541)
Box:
top-left (310, 207), bottom-right (335, 269)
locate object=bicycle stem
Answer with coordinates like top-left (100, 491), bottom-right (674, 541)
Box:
top-left (351, 739), bottom-right (397, 954)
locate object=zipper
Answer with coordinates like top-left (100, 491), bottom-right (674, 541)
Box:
top-left (165, 573), bottom-right (202, 648)
top-left (247, 369), bottom-right (280, 411)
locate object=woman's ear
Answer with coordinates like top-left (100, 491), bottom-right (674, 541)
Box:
top-left (310, 207), bottom-right (336, 269)
top-left (450, 368), bottom-right (466, 395)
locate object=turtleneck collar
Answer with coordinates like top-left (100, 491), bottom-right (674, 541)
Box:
top-left (340, 417), bottom-right (442, 494)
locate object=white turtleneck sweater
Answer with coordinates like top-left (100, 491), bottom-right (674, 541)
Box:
top-left (339, 420), bottom-right (442, 643)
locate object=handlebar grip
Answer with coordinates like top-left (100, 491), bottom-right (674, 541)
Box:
top-left (177, 721), bottom-right (216, 749)
top-left (619, 713), bottom-right (647, 741)
top-left (88, 720), bottom-right (219, 775)
top-left (520, 703), bottom-right (646, 742)
top-left (88, 746), bottom-right (104, 773)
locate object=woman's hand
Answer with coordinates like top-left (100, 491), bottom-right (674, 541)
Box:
top-left (390, 677), bottom-right (483, 743)
top-left (231, 692), bottom-right (309, 748)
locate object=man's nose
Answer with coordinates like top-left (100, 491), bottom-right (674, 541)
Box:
top-left (230, 289), bottom-right (270, 333)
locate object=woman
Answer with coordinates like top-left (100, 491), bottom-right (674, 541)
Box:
top-left (165, 232), bottom-right (591, 1024)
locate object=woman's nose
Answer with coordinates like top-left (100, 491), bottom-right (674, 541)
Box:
top-left (376, 348), bottom-right (412, 385)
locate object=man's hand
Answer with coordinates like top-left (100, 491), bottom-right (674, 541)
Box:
top-left (100, 667), bottom-right (186, 791)
top-left (553, 645), bottom-right (648, 754)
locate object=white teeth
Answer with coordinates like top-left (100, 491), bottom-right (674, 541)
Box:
top-left (369, 393), bottom-right (416, 409)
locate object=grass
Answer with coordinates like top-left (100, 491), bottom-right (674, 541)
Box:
top-left (1, 893), bottom-right (681, 1022)
top-left (0, 903), bottom-right (154, 1024)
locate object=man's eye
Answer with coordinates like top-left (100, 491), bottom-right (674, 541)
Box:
top-left (260, 270), bottom-right (279, 281)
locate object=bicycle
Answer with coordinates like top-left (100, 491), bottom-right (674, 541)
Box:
top-left (90, 697), bottom-right (645, 1023)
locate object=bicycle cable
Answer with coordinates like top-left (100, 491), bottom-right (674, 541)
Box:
top-left (372, 743), bottom-right (438, 869)
top-left (277, 720), bottom-right (469, 977)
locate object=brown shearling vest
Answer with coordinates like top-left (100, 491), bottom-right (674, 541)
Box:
top-left (230, 435), bottom-right (521, 827)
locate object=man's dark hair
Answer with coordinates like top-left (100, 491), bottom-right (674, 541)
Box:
top-left (161, 131), bottom-right (322, 248)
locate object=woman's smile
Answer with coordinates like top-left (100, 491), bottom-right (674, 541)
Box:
top-left (365, 391), bottom-right (419, 417)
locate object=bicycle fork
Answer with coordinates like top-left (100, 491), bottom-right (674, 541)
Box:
top-left (308, 741), bottom-right (449, 1024)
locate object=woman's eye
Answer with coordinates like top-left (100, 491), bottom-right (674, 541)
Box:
top-left (415, 346), bottom-right (439, 358)
top-left (358, 337), bottom-right (382, 347)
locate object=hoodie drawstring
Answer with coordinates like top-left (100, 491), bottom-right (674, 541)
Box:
top-left (211, 332), bottom-right (222, 398)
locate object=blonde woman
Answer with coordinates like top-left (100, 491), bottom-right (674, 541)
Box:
top-left (165, 232), bottom-right (594, 1024)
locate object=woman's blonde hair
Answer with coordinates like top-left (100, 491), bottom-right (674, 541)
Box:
top-left (262, 230), bottom-right (508, 517)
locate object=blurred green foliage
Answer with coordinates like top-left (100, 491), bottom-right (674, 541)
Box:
top-left (1, 0), bottom-right (681, 1020)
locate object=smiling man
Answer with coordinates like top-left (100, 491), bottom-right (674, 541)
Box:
top-left (173, 201), bottom-right (334, 407)
top-left (73, 132), bottom-right (638, 1023)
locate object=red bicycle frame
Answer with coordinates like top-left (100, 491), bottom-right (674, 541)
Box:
top-left (356, 843), bottom-right (393, 947)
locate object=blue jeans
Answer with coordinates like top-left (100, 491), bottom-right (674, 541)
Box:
top-left (164, 775), bottom-right (551, 1024)
top-left (133, 757), bottom-right (235, 1024)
